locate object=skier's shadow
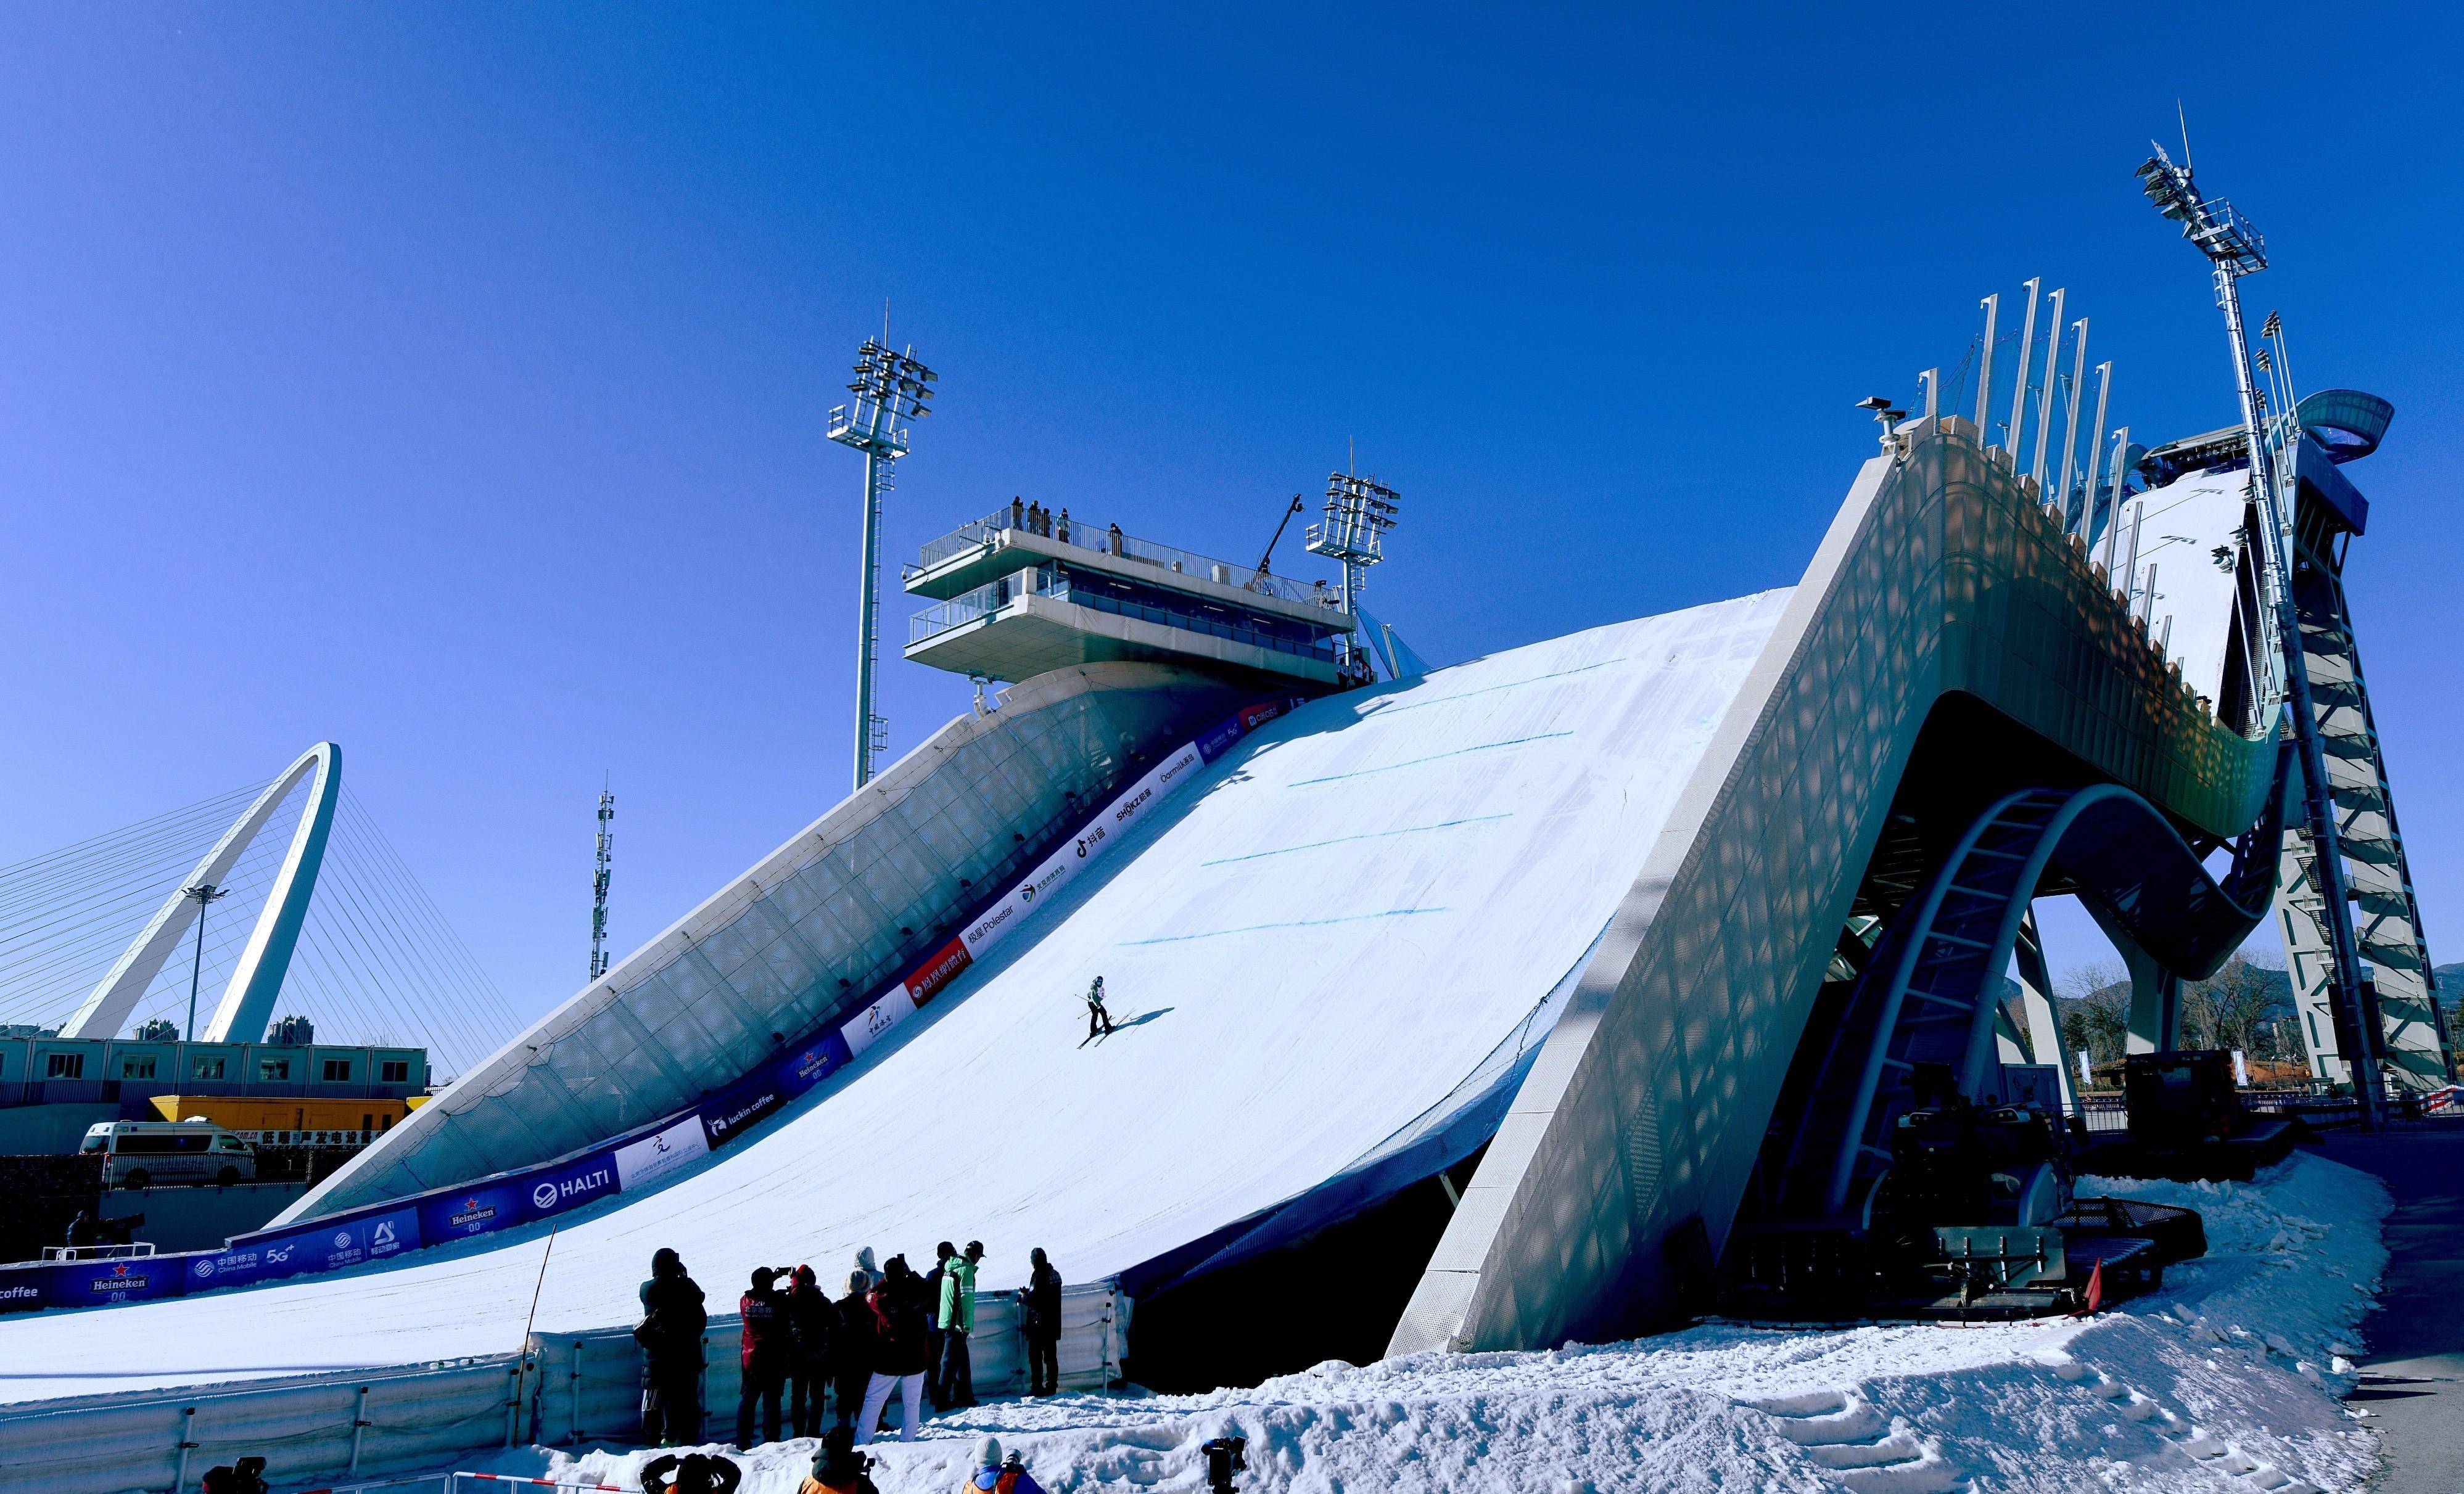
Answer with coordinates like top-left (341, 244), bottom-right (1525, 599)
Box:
top-left (1106, 1006), bottom-right (1173, 1034)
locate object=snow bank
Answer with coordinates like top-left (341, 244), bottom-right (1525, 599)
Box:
top-left (485, 1153), bottom-right (2392, 1493)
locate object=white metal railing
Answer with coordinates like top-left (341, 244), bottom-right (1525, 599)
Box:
top-left (0, 1283), bottom-right (1130, 1494)
top-left (912, 509), bottom-right (1341, 609)
top-left (43, 1241), bottom-right (157, 1261)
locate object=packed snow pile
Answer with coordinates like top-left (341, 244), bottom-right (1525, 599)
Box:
top-left (490, 1152), bottom-right (2389, 1493)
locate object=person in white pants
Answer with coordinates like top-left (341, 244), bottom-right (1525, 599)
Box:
top-left (854, 1368), bottom-right (924, 1445)
top-left (852, 1258), bottom-right (931, 1446)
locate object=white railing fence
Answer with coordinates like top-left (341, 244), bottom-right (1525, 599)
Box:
top-left (0, 1283), bottom-right (1129, 1494)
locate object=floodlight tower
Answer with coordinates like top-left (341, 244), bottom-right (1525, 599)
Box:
top-left (589, 783), bottom-right (614, 980)
top-left (2135, 142), bottom-right (2384, 1123)
top-left (1306, 471), bottom-right (1401, 673)
top-left (828, 337), bottom-right (938, 791)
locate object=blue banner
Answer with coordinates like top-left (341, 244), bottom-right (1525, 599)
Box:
top-left (419, 1178), bottom-right (530, 1242)
top-left (51, 1257), bottom-right (182, 1307)
top-left (522, 1149), bottom-right (620, 1221)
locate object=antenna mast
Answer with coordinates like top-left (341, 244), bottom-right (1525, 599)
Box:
top-left (590, 782), bottom-right (614, 980)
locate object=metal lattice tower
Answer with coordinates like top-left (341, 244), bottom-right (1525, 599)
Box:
top-left (590, 783), bottom-right (614, 981)
top-left (828, 336), bottom-right (937, 791)
top-left (2136, 142), bottom-right (2391, 1118)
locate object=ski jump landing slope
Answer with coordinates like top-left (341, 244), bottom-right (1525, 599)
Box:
top-left (0, 591), bottom-right (1792, 1404)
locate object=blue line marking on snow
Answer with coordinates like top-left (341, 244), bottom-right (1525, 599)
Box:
top-left (1124, 908), bottom-right (1452, 945)
top-left (1366, 659), bottom-right (1628, 715)
top-left (1290, 733), bottom-right (1574, 786)
top-left (1199, 815), bottom-right (1513, 866)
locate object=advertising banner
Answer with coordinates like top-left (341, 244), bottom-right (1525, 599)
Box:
top-left (902, 936), bottom-right (973, 1006)
top-left (419, 1180), bottom-right (528, 1242)
top-left (839, 987), bottom-right (915, 1059)
top-left (0, 1270), bottom-right (46, 1311)
top-left (774, 1029), bottom-right (854, 1100)
top-left (53, 1258), bottom-right (180, 1307)
top-left (522, 1149), bottom-right (620, 1220)
top-left (301, 1206), bottom-right (421, 1272)
top-left (700, 1076), bottom-right (787, 1150)
top-left (614, 1114), bottom-right (708, 1192)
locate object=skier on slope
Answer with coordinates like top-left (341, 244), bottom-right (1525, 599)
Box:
top-left (1084, 976), bottom-right (1115, 1041)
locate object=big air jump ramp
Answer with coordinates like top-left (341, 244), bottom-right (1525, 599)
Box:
top-left (0, 416), bottom-right (2272, 1413)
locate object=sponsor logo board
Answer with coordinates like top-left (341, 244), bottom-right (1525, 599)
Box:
top-left (701, 1085), bottom-right (784, 1148)
top-left (524, 1154), bottom-right (619, 1218)
top-left (839, 991), bottom-right (912, 1059)
top-left (903, 937), bottom-right (973, 1006)
top-left (614, 1115), bottom-right (707, 1192)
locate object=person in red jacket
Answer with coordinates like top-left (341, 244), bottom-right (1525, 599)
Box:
top-left (736, 1266), bottom-right (793, 1448)
top-left (853, 1257), bottom-right (933, 1445)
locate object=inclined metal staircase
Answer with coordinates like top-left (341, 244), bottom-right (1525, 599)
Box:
top-left (2277, 548), bottom-right (2451, 1090)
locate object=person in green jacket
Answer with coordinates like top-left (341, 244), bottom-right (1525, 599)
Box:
top-left (936, 1241), bottom-right (984, 1409)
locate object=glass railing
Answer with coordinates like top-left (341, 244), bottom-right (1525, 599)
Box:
top-left (909, 564), bottom-right (1337, 665)
top-left (910, 566), bottom-right (1060, 646)
top-left (912, 509), bottom-right (1343, 610)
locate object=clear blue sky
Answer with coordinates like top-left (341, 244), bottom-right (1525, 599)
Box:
top-left (4, 4), bottom-right (2458, 1032)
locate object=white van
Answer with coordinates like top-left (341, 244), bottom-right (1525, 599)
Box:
top-left (79, 1121), bottom-right (256, 1189)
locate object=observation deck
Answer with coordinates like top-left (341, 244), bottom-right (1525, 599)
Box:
top-left (902, 504), bottom-right (1356, 687)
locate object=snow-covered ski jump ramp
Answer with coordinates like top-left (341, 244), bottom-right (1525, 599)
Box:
top-left (0, 415), bottom-right (2283, 1402)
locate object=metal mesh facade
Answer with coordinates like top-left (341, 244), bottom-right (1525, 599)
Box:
top-left (298, 663), bottom-right (1238, 1217)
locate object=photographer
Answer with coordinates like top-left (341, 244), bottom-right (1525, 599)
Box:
top-left (799, 1426), bottom-right (879, 1494)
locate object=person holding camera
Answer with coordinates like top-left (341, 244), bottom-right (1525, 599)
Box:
top-left (799, 1426), bottom-right (879, 1494)
top-left (736, 1266), bottom-right (793, 1447)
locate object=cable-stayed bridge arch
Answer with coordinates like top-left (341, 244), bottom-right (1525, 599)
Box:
top-left (57, 742), bottom-right (340, 1044)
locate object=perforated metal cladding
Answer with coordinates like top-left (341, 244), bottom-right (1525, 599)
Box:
top-left (299, 665), bottom-right (1238, 1217)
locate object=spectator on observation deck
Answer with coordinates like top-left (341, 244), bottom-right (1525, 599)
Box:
top-left (785, 1264), bottom-right (836, 1437)
top-left (855, 1257), bottom-right (933, 1444)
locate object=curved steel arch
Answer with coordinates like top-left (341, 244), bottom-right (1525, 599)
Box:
top-left (1784, 748), bottom-right (2289, 1217)
top-left (57, 742), bottom-right (342, 1044)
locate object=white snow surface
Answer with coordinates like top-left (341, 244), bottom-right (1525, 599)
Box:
top-left (491, 1152), bottom-right (2394, 1493)
top-left (0, 594), bottom-right (1792, 1404)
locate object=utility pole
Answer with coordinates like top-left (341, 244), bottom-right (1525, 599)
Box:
top-left (2136, 142), bottom-right (2384, 1125)
top-left (827, 334), bottom-right (938, 792)
top-left (590, 782), bottom-right (614, 980)
top-left (180, 882), bottom-right (228, 1042)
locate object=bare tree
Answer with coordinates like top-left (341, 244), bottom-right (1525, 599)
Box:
top-left (2058, 959), bottom-right (2130, 1069)
top-left (2183, 954), bottom-right (2283, 1058)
